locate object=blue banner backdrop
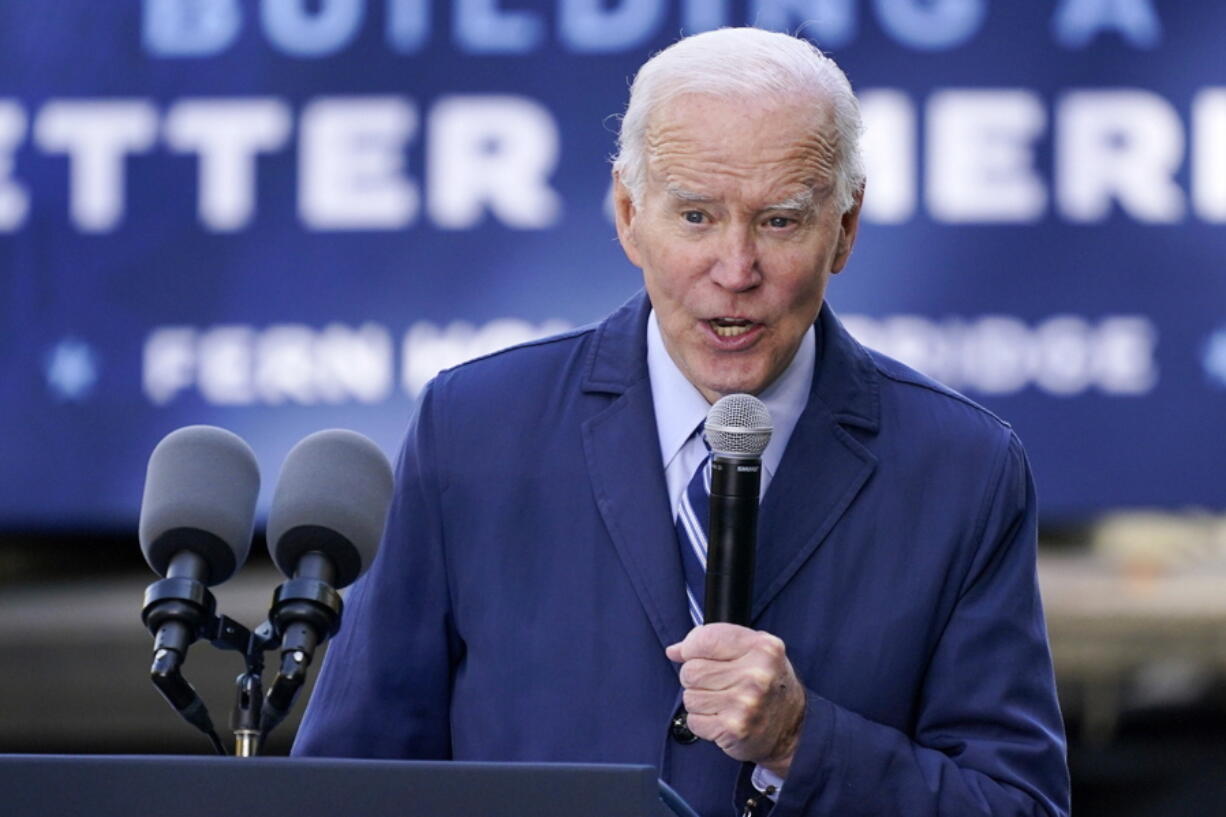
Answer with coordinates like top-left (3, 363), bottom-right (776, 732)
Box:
top-left (1, 1), bottom-right (1223, 526)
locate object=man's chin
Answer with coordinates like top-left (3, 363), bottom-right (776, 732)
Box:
top-left (693, 372), bottom-right (771, 403)
top-left (678, 351), bottom-right (778, 402)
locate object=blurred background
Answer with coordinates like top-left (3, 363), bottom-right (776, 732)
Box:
top-left (2, 2), bottom-right (1225, 814)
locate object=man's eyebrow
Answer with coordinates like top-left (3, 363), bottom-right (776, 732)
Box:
top-left (666, 186), bottom-right (716, 203)
top-left (664, 186), bottom-right (816, 211)
top-left (763, 189), bottom-right (816, 212)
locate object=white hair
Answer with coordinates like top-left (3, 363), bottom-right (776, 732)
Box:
top-left (612, 27), bottom-right (865, 214)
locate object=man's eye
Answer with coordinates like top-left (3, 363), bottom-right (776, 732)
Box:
top-left (766, 216), bottom-right (795, 229)
top-left (682, 210), bottom-right (706, 224)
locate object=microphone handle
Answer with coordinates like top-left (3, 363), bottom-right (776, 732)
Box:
top-left (704, 455), bottom-right (760, 626)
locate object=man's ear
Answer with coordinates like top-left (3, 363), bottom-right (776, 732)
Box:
top-left (612, 173), bottom-right (643, 268)
top-left (831, 183), bottom-right (864, 274)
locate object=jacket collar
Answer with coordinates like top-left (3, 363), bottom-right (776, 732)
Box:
top-left (581, 291), bottom-right (653, 394)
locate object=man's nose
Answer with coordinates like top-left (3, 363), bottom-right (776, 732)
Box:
top-left (709, 228), bottom-right (761, 292)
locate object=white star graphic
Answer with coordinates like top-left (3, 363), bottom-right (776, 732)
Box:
top-left (1203, 330), bottom-right (1226, 389)
top-left (45, 338), bottom-right (99, 402)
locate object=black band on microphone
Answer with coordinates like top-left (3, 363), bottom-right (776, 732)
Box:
top-left (272, 525), bottom-right (363, 590)
top-left (144, 528), bottom-right (236, 585)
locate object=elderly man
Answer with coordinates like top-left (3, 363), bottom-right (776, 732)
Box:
top-left (293, 27), bottom-right (1070, 817)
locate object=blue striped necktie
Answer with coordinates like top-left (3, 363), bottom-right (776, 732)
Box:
top-left (675, 431), bottom-right (711, 626)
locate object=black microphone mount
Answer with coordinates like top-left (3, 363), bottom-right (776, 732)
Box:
top-left (262, 551), bottom-right (343, 737)
top-left (140, 548), bottom-right (344, 757)
top-left (141, 550), bottom-right (226, 753)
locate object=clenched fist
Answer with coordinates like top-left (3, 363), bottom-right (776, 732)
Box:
top-left (666, 623), bottom-right (807, 777)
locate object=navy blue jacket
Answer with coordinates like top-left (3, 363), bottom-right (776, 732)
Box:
top-left (293, 292), bottom-right (1069, 817)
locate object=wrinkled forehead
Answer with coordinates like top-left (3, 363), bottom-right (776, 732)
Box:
top-left (643, 92), bottom-right (840, 196)
top-left (646, 87), bottom-right (833, 140)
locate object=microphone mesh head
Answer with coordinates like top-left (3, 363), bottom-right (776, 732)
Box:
top-left (267, 429), bottom-right (394, 589)
top-left (139, 425), bottom-right (260, 584)
top-left (704, 394), bottom-right (773, 458)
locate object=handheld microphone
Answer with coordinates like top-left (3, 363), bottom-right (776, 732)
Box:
top-left (261, 428), bottom-right (393, 732)
top-left (703, 394), bottom-right (772, 626)
top-left (138, 425), bottom-right (259, 746)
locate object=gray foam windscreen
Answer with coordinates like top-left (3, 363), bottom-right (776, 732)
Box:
top-left (266, 429), bottom-right (394, 588)
top-left (704, 393), bottom-right (773, 458)
top-left (139, 425), bottom-right (260, 584)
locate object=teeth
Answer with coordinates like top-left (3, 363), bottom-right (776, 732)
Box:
top-left (712, 321), bottom-right (753, 338)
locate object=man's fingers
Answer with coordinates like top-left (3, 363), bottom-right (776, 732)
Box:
top-left (672, 622), bottom-right (761, 662)
top-left (681, 711), bottom-right (720, 742)
top-left (683, 711), bottom-right (753, 755)
top-left (682, 687), bottom-right (764, 718)
top-left (681, 688), bottom-right (720, 715)
top-left (677, 658), bottom-right (743, 690)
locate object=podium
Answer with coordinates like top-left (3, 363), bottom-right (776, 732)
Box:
top-left (1, 755), bottom-right (695, 817)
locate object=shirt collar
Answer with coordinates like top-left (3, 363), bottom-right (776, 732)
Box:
top-left (647, 310), bottom-right (816, 478)
top-left (647, 311), bottom-right (711, 472)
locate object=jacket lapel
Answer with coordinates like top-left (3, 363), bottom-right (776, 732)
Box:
top-left (581, 294), bottom-right (694, 651)
top-left (752, 305), bottom-right (881, 621)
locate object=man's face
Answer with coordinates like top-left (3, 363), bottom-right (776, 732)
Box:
top-left (615, 94), bottom-right (861, 403)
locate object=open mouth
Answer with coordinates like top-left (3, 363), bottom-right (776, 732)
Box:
top-left (709, 318), bottom-right (757, 338)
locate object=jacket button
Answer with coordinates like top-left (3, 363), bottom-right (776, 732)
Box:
top-left (671, 708), bottom-right (698, 744)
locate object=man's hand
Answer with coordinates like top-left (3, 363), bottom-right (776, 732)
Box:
top-left (665, 623), bottom-right (807, 778)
